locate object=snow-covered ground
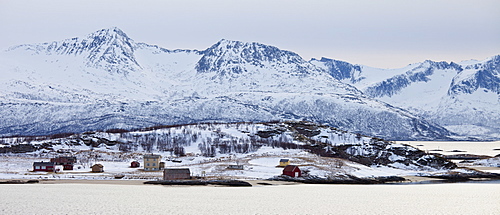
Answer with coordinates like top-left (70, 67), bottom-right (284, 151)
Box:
top-left (1, 143), bottom-right (489, 181)
top-left (1, 122), bottom-right (497, 181)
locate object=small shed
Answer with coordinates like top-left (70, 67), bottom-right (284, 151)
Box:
top-left (227, 165), bottom-right (244, 170)
top-left (282, 165), bottom-right (301, 177)
top-left (279, 159), bottom-right (290, 167)
top-left (163, 168), bottom-right (191, 180)
top-left (33, 162), bottom-right (55, 172)
top-left (130, 161), bottom-right (140, 168)
top-left (91, 164), bottom-right (104, 173)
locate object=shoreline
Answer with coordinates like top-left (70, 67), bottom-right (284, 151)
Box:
top-left (2, 175), bottom-right (499, 186)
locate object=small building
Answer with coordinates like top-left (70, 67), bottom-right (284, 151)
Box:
top-left (279, 159), bottom-right (290, 167)
top-left (33, 162), bottom-right (55, 172)
top-left (50, 156), bottom-right (77, 170)
top-left (130, 161), bottom-right (140, 168)
top-left (282, 165), bottom-right (301, 178)
top-left (91, 164), bottom-right (104, 173)
top-left (163, 168), bottom-right (191, 180)
top-left (143, 154), bottom-right (161, 171)
top-left (227, 165), bottom-right (244, 170)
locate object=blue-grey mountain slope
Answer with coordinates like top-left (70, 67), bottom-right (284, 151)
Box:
top-left (312, 56), bottom-right (500, 140)
top-left (0, 27), bottom-right (451, 140)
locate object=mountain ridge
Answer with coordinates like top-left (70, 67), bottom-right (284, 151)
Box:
top-left (312, 55), bottom-right (500, 139)
top-left (0, 27), bottom-right (466, 140)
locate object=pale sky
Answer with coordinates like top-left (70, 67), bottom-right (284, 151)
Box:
top-left (1, 0), bottom-right (499, 68)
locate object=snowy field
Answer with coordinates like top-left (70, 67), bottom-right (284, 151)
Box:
top-left (1, 140), bottom-right (499, 181)
top-left (0, 147), bottom-right (419, 181)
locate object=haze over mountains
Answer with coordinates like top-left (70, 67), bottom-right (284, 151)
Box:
top-left (0, 27), bottom-right (497, 140)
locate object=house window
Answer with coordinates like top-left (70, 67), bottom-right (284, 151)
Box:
top-left (41, 166), bottom-right (46, 170)
top-left (153, 163), bottom-right (156, 166)
top-left (146, 158), bottom-right (149, 161)
top-left (35, 166), bottom-right (40, 169)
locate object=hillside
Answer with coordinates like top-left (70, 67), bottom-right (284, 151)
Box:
top-left (0, 121), bottom-right (460, 180)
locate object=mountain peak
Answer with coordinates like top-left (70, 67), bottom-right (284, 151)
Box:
top-left (8, 27), bottom-right (140, 74)
top-left (87, 27), bottom-right (130, 42)
top-left (196, 39), bottom-right (307, 75)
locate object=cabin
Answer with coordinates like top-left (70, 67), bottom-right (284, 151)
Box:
top-left (279, 159), bottom-right (291, 167)
top-left (227, 165), bottom-right (244, 170)
top-left (282, 165), bottom-right (301, 177)
top-left (91, 164), bottom-right (104, 173)
top-left (33, 162), bottom-right (55, 172)
top-left (130, 161), bottom-right (140, 168)
top-left (143, 154), bottom-right (161, 171)
top-left (50, 156), bottom-right (77, 170)
top-left (163, 168), bottom-right (191, 180)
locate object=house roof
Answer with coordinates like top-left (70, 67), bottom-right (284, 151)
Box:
top-left (143, 154), bottom-right (161, 159)
top-left (283, 165), bottom-right (300, 172)
top-left (280, 159), bottom-right (289, 162)
top-left (54, 156), bottom-right (76, 159)
top-left (33, 162), bottom-right (55, 166)
top-left (92, 164), bottom-right (104, 168)
top-left (164, 168), bottom-right (190, 174)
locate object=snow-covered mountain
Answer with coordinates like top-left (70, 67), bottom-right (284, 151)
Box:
top-left (0, 27), bottom-right (451, 140)
top-left (312, 56), bottom-right (500, 139)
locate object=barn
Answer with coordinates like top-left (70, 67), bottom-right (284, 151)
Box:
top-left (282, 165), bottom-right (301, 177)
top-left (163, 168), bottom-right (191, 180)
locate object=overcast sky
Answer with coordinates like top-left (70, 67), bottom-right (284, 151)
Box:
top-left (1, 0), bottom-right (499, 68)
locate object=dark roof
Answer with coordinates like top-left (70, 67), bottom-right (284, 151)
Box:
top-left (164, 168), bottom-right (190, 174)
top-left (54, 156), bottom-right (76, 159)
top-left (280, 159), bottom-right (289, 162)
top-left (92, 164), bottom-right (104, 168)
top-left (283, 165), bottom-right (300, 172)
top-left (33, 162), bottom-right (55, 166)
top-left (143, 154), bottom-right (161, 159)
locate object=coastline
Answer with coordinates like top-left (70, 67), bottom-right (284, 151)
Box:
top-left (2, 175), bottom-right (498, 186)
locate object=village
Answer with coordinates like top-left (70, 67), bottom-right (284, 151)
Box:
top-left (2, 121), bottom-right (498, 184)
top-left (30, 154), bottom-right (305, 182)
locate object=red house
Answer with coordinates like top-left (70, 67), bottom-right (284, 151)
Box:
top-left (33, 162), bottom-right (56, 172)
top-left (130, 161), bottom-right (140, 168)
top-left (282, 165), bottom-right (301, 177)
